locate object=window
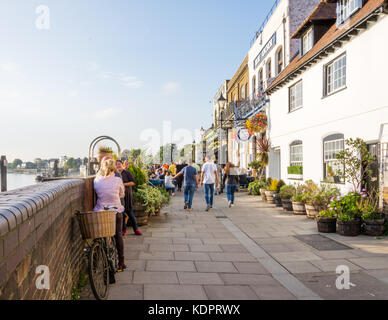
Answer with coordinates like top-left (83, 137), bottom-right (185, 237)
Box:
top-left (290, 142), bottom-right (303, 167)
top-left (276, 46), bottom-right (283, 75)
top-left (252, 76), bottom-right (256, 97)
top-left (337, 0), bottom-right (363, 26)
top-left (302, 29), bottom-right (313, 55)
top-left (289, 81), bottom-right (303, 112)
top-left (266, 59), bottom-right (272, 80)
top-left (241, 85), bottom-right (246, 100)
top-left (323, 134), bottom-right (344, 181)
top-left (259, 68), bottom-right (264, 89)
top-left (325, 54), bottom-right (346, 95)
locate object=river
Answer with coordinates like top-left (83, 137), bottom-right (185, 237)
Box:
top-left (5, 173), bottom-right (37, 191)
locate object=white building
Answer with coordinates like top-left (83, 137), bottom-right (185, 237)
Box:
top-left (235, 0), bottom-right (319, 170)
top-left (265, 0), bottom-right (388, 196)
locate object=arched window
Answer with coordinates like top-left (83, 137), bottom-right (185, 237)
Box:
top-left (241, 84), bottom-right (246, 100)
top-left (252, 76), bottom-right (257, 97)
top-left (290, 140), bottom-right (303, 168)
top-left (258, 68), bottom-right (264, 90)
top-left (266, 59), bottom-right (272, 80)
top-left (276, 46), bottom-right (283, 75)
top-left (323, 134), bottom-right (344, 181)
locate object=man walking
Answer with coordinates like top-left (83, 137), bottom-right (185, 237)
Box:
top-left (173, 162), bottom-right (198, 212)
top-left (200, 157), bottom-right (218, 211)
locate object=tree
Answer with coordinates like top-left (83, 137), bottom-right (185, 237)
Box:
top-left (256, 137), bottom-right (270, 180)
top-left (335, 138), bottom-right (375, 191)
top-left (10, 159), bottom-right (23, 169)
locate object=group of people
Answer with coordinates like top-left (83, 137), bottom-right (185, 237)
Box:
top-left (93, 153), bottom-right (142, 273)
top-left (150, 158), bottom-right (241, 212)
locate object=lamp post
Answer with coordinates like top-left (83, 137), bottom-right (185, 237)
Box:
top-left (200, 127), bottom-right (206, 163)
top-left (217, 94), bottom-right (228, 164)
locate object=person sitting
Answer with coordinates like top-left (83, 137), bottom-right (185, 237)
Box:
top-left (164, 171), bottom-right (176, 196)
top-left (94, 159), bottom-right (127, 272)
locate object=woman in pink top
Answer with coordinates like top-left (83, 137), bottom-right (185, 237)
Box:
top-left (94, 159), bottom-right (126, 271)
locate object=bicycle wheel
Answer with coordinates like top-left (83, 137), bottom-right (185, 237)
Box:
top-left (88, 240), bottom-right (110, 300)
top-left (107, 237), bottom-right (119, 273)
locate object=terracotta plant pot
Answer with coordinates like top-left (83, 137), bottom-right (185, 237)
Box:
top-left (133, 204), bottom-right (149, 226)
top-left (337, 219), bottom-right (361, 237)
top-left (292, 202), bottom-right (306, 215)
top-left (363, 219), bottom-right (385, 237)
top-left (260, 188), bottom-right (267, 201)
top-left (317, 217), bottom-right (337, 233)
top-left (305, 204), bottom-right (323, 219)
top-left (281, 199), bottom-right (293, 211)
top-left (265, 191), bottom-right (276, 204)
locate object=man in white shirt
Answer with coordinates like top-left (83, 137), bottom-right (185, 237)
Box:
top-left (200, 157), bottom-right (218, 211)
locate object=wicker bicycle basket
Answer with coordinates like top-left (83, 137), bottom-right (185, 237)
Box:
top-left (76, 210), bottom-right (116, 240)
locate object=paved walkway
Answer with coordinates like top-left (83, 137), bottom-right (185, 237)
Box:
top-left (90, 190), bottom-right (388, 300)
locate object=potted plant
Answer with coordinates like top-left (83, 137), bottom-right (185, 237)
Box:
top-left (334, 191), bottom-right (362, 237)
top-left (248, 180), bottom-right (265, 196)
top-left (279, 185), bottom-right (295, 211)
top-left (304, 180), bottom-right (319, 219)
top-left (287, 165), bottom-right (303, 180)
top-left (260, 177), bottom-right (272, 201)
top-left (273, 180), bottom-right (286, 207)
top-left (249, 160), bottom-right (261, 178)
top-left (133, 185), bottom-right (164, 225)
top-left (291, 184), bottom-right (307, 215)
top-left (317, 209), bottom-right (337, 233)
top-left (265, 179), bottom-right (279, 204)
top-left (360, 191), bottom-right (385, 236)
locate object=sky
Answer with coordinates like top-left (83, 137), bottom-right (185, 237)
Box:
top-left (0, 0), bottom-right (275, 161)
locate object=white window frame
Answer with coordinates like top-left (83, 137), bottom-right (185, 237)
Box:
top-left (323, 138), bottom-right (344, 181)
top-left (337, 0), bottom-right (363, 26)
top-left (325, 54), bottom-right (346, 96)
top-left (302, 29), bottom-right (313, 55)
top-left (289, 81), bottom-right (303, 112)
top-left (290, 143), bottom-right (303, 167)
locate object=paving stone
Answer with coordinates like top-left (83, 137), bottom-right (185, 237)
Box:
top-left (204, 285), bottom-right (259, 300)
top-left (202, 238), bottom-right (240, 245)
top-left (311, 259), bottom-right (362, 272)
top-left (233, 262), bottom-right (270, 275)
top-left (143, 238), bottom-right (172, 244)
top-left (177, 272), bottom-right (224, 285)
top-left (123, 260), bottom-right (146, 271)
top-left (349, 257), bottom-right (388, 270)
top-left (175, 252), bottom-right (211, 261)
top-left (219, 244), bottom-right (249, 253)
top-left (139, 252), bottom-right (174, 261)
top-left (146, 261), bottom-right (196, 272)
top-left (271, 251), bottom-right (322, 262)
top-left (173, 238), bottom-right (203, 245)
top-left (133, 271), bottom-right (179, 284)
top-left (220, 274), bottom-right (277, 285)
top-left (190, 244), bottom-right (223, 252)
top-left (314, 250), bottom-right (360, 259)
top-left (186, 232), bottom-right (215, 239)
top-left (144, 285), bottom-right (207, 300)
top-left (209, 253), bottom-right (257, 262)
top-left (250, 284), bottom-right (297, 300)
top-left (151, 232), bottom-right (186, 238)
top-left (195, 262), bottom-right (238, 273)
top-left (281, 261), bottom-right (322, 274)
top-left (149, 244), bottom-right (190, 252)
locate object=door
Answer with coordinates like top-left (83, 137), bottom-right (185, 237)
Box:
top-left (363, 143), bottom-right (379, 196)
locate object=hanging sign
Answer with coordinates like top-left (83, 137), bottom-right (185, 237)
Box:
top-left (237, 128), bottom-right (251, 142)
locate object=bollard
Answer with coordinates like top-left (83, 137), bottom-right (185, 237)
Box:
top-left (1, 155), bottom-right (7, 192)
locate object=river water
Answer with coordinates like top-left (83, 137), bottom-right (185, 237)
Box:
top-left (5, 173), bottom-right (37, 191)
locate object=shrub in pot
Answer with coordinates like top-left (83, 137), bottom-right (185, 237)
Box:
top-left (279, 185), bottom-right (295, 211)
top-left (248, 180), bottom-right (265, 196)
top-left (360, 191), bottom-right (385, 237)
top-left (273, 180), bottom-right (286, 207)
top-left (291, 184), bottom-right (307, 215)
top-left (265, 179), bottom-right (279, 204)
top-left (333, 191), bottom-right (362, 237)
top-left (304, 180), bottom-right (319, 219)
top-left (317, 209), bottom-right (337, 233)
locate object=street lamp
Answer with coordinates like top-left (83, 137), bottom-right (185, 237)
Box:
top-left (217, 94), bottom-right (228, 164)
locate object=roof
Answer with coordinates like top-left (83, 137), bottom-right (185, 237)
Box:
top-left (292, 1), bottom-right (337, 39)
top-left (267, 0), bottom-right (387, 93)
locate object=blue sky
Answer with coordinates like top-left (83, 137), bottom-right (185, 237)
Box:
top-left (0, 0), bottom-right (274, 161)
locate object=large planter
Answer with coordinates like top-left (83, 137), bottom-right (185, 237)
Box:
top-left (305, 204), bottom-right (324, 220)
top-left (273, 194), bottom-right (282, 207)
top-left (132, 204), bottom-right (149, 226)
top-left (281, 199), bottom-right (293, 211)
top-left (317, 217), bottom-right (337, 233)
top-left (265, 191), bottom-right (276, 204)
top-left (363, 219), bottom-right (385, 237)
top-left (260, 188), bottom-right (267, 201)
top-left (292, 202), bottom-right (306, 215)
top-left (337, 219), bottom-right (361, 237)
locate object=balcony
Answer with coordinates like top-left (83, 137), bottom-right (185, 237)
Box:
top-left (234, 87), bottom-right (269, 122)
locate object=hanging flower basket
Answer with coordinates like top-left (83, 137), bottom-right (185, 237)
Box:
top-left (245, 113), bottom-right (267, 135)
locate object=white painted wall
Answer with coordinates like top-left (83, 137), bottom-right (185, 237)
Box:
top-left (267, 14), bottom-right (388, 193)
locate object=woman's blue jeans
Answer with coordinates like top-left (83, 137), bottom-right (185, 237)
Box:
top-left (184, 184), bottom-right (196, 209)
top-left (226, 184), bottom-right (237, 204)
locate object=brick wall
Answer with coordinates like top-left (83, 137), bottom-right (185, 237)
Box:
top-left (0, 178), bottom-right (94, 300)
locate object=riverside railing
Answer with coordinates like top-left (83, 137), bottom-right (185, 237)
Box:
top-left (0, 155), bottom-right (7, 192)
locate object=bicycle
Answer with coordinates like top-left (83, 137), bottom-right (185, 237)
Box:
top-left (77, 207), bottom-right (119, 300)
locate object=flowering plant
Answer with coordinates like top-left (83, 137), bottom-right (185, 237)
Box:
top-left (327, 190), bottom-right (367, 222)
top-left (245, 113), bottom-right (267, 135)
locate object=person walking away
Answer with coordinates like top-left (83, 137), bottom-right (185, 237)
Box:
top-left (200, 158), bottom-right (218, 212)
top-left (164, 171), bottom-right (176, 196)
top-left (94, 159), bottom-right (127, 271)
top-left (173, 163), bottom-right (198, 212)
top-left (175, 160), bottom-right (185, 192)
top-left (223, 162), bottom-right (239, 208)
top-left (116, 160), bottom-right (142, 236)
